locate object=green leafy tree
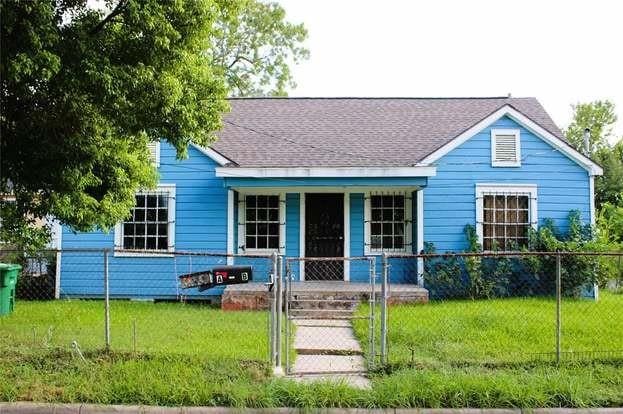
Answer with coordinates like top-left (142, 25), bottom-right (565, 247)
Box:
top-left (565, 101), bottom-right (623, 209)
top-left (565, 100), bottom-right (617, 153)
top-left (210, 0), bottom-right (309, 96)
top-left (594, 140), bottom-right (623, 208)
top-left (1, 0), bottom-right (229, 248)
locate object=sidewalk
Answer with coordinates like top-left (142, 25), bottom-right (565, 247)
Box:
top-left (288, 318), bottom-right (370, 388)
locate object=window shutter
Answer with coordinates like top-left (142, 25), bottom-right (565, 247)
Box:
top-left (491, 130), bottom-right (520, 166)
top-left (494, 135), bottom-right (517, 161)
top-left (147, 141), bottom-right (160, 166)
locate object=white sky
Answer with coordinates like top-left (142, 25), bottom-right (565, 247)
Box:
top-left (277, 0), bottom-right (623, 143)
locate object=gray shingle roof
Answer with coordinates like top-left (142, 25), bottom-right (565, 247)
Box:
top-left (211, 97), bottom-right (564, 167)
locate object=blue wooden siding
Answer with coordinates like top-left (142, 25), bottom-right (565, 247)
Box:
top-left (60, 142), bottom-right (262, 299)
top-left (423, 116), bottom-right (591, 252)
top-left (349, 193), bottom-right (369, 282)
top-left (61, 114), bottom-right (593, 296)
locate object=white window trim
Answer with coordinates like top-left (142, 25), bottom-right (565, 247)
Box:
top-left (491, 128), bottom-right (521, 167)
top-left (475, 183), bottom-right (537, 250)
top-left (114, 183), bottom-right (176, 257)
top-left (237, 191), bottom-right (286, 256)
top-left (226, 189), bottom-right (234, 265)
top-left (148, 141), bottom-right (161, 167)
top-left (416, 189), bottom-right (424, 286)
top-left (364, 191), bottom-right (413, 256)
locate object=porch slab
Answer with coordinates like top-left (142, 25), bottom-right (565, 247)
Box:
top-left (222, 281), bottom-right (428, 310)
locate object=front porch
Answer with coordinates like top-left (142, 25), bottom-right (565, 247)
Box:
top-left (221, 281), bottom-right (429, 311)
top-left (226, 186), bottom-right (426, 283)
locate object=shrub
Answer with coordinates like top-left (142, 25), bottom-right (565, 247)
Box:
top-left (423, 211), bottom-right (614, 299)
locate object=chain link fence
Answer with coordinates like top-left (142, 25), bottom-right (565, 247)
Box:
top-left (3, 248), bottom-right (622, 375)
top-left (0, 248), bottom-right (276, 367)
top-left (382, 251), bottom-right (623, 368)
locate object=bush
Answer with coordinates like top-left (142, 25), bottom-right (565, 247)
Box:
top-left (594, 203), bottom-right (623, 287)
top-left (423, 211), bottom-right (614, 299)
top-left (0, 249), bottom-right (57, 300)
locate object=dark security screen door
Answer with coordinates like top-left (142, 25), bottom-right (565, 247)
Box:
top-left (305, 193), bottom-right (344, 280)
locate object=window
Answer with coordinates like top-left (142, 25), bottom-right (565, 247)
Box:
top-left (240, 194), bottom-right (283, 252)
top-left (491, 129), bottom-right (520, 167)
top-left (365, 193), bottom-right (412, 253)
top-left (115, 184), bottom-right (175, 254)
top-left (476, 184), bottom-right (537, 251)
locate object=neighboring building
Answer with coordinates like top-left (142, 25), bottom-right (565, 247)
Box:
top-left (59, 97), bottom-right (602, 299)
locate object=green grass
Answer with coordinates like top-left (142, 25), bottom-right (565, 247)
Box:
top-left (353, 291), bottom-right (623, 367)
top-left (1, 298), bottom-right (623, 407)
top-left (0, 300), bottom-right (269, 360)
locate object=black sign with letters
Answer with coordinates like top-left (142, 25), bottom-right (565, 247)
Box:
top-left (179, 266), bottom-right (252, 291)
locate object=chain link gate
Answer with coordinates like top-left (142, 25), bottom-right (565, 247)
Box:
top-left (282, 256), bottom-right (378, 375)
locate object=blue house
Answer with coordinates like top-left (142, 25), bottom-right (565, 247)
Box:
top-left (59, 97), bottom-right (602, 299)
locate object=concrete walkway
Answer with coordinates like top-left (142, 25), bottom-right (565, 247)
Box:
top-left (289, 318), bottom-right (371, 388)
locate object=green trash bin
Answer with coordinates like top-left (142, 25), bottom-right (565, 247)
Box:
top-left (0, 263), bottom-right (22, 316)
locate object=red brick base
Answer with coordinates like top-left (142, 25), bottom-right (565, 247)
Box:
top-left (221, 291), bottom-right (270, 311)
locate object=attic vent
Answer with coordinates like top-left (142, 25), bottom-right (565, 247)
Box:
top-left (147, 141), bottom-right (160, 167)
top-left (491, 129), bottom-right (520, 167)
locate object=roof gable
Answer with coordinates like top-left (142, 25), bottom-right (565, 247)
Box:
top-left (189, 143), bottom-right (234, 166)
top-left (419, 105), bottom-right (602, 175)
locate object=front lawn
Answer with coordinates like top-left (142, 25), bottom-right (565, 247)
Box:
top-left (351, 291), bottom-right (623, 407)
top-left (1, 298), bottom-right (622, 407)
top-left (355, 291), bottom-right (623, 366)
top-left (0, 300), bottom-right (269, 360)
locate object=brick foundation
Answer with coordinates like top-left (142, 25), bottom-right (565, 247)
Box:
top-left (221, 290), bottom-right (270, 311)
top-left (221, 282), bottom-right (429, 310)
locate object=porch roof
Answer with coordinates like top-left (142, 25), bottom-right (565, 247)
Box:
top-left (218, 165), bottom-right (432, 188)
top-left (222, 176), bottom-right (428, 189)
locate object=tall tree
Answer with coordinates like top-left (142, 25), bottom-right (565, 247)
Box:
top-left (565, 100), bottom-right (617, 154)
top-left (594, 140), bottom-right (623, 208)
top-left (210, 0), bottom-right (309, 96)
top-left (1, 0), bottom-right (229, 247)
top-left (565, 100), bottom-right (623, 209)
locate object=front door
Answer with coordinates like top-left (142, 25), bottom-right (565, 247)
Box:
top-left (305, 193), bottom-right (344, 280)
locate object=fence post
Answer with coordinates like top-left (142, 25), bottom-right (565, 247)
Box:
top-left (284, 260), bottom-right (291, 375)
top-left (380, 253), bottom-right (389, 365)
top-left (269, 252), bottom-right (277, 368)
top-left (275, 255), bottom-right (284, 375)
top-left (55, 249), bottom-right (62, 299)
top-left (556, 253), bottom-right (561, 363)
top-left (368, 256), bottom-right (376, 369)
top-left (104, 249), bottom-right (111, 350)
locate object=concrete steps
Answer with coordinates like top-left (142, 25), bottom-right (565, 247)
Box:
top-left (288, 292), bottom-right (367, 380)
top-left (287, 288), bottom-right (363, 319)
